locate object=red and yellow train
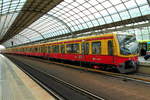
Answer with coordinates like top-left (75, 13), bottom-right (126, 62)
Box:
top-left (3, 33), bottom-right (139, 73)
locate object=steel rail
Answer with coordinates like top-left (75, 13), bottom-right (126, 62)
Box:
top-left (20, 67), bottom-right (64, 100)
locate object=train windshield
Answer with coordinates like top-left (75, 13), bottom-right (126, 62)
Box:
top-left (117, 34), bottom-right (139, 55)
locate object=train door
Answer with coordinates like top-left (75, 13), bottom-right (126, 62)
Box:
top-left (81, 42), bottom-right (89, 62)
top-left (43, 46), bottom-right (47, 57)
top-left (60, 44), bottom-right (65, 59)
top-left (107, 40), bottom-right (114, 64)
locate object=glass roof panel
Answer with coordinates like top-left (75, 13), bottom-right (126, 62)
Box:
top-left (0, 0), bottom-right (26, 40)
top-left (115, 4), bottom-right (126, 12)
top-left (17, 13), bottom-right (71, 41)
top-left (120, 11), bottom-right (130, 20)
top-left (102, 1), bottom-right (112, 8)
top-left (140, 5), bottom-right (150, 15)
top-left (124, 0), bottom-right (137, 9)
top-left (111, 0), bottom-right (121, 5)
top-left (111, 14), bottom-right (121, 22)
top-left (3, 0), bottom-right (150, 46)
top-left (136, 0), bottom-right (147, 5)
top-left (129, 8), bottom-right (141, 17)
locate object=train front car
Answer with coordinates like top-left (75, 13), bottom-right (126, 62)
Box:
top-left (115, 34), bottom-right (139, 73)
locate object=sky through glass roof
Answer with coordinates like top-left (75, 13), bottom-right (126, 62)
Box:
top-left (3, 0), bottom-right (150, 47)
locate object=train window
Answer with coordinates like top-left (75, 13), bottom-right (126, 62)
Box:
top-left (92, 42), bottom-right (101, 54)
top-left (66, 43), bottom-right (79, 53)
top-left (82, 43), bottom-right (89, 54)
top-left (60, 45), bottom-right (65, 53)
top-left (52, 45), bottom-right (59, 53)
top-left (108, 40), bottom-right (113, 55)
top-left (66, 44), bottom-right (72, 53)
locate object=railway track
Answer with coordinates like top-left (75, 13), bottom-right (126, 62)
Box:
top-left (8, 55), bottom-right (104, 100)
top-left (9, 54), bottom-right (150, 85)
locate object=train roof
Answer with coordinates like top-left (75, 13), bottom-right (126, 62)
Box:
top-left (9, 32), bottom-right (134, 49)
top-left (12, 33), bottom-right (115, 49)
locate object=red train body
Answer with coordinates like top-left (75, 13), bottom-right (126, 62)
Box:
top-left (3, 33), bottom-right (139, 73)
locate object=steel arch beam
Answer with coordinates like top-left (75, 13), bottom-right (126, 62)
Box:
top-left (1, 11), bottom-right (73, 35)
top-left (1, 26), bottom-right (45, 42)
top-left (17, 34), bottom-right (32, 42)
top-left (0, 27), bottom-right (31, 42)
top-left (44, 13), bottom-right (73, 36)
top-left (27, 27), bottom-right (45, 40)
top-left (0, 10), bottom-right (74, 43)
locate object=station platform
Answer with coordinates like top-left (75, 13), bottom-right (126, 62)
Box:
top-left (0, 54), bottom-right (55, 100)
top-left (138, 56), bottom-right (150, 74)
top-left (138, 56), bottom-right (150, 66)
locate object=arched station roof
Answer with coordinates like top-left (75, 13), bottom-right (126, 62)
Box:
top-left (1, 0), bottom-right (150, 47)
